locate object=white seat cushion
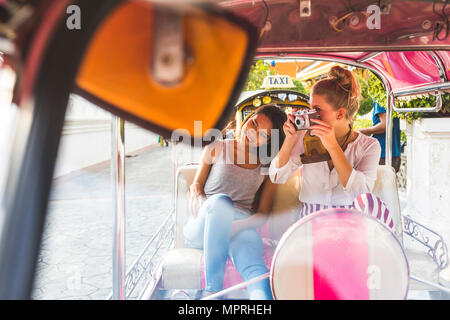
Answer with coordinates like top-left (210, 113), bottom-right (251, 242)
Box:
top-left (161, 248), bottom-right (203, 289)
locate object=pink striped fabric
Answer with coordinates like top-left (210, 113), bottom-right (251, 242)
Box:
top-left (299, 203), bottom-right (353, 219)
top-left (352, 193), bottom-right (395, 231)
top-left (299, 193), bottom-right (395, 233)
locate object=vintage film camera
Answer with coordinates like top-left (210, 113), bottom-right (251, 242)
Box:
top-left (291, 108), bottom-right (331, 163)
top-left (292, 108), bottom-right (320, 130)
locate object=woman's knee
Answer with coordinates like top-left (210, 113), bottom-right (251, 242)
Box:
top-left (205, 193), bottom-right (232, 207)
top-left (204, 194), bottom-right (233, 217)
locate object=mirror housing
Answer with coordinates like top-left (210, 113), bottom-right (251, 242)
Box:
top-left (76, 0), bottom-right (258, 142)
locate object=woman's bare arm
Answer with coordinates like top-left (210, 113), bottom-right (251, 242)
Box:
top-left (276, 114), bottom-right (302, 169)
top-left (187, 144), bottom-right (216, 216)
top-left (359, 113), bottom-right (386, 136)
top-left (192, 145), bottom-right (214, 186)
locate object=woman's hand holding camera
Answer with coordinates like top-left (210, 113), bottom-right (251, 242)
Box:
top-left (274, 113), bottom-right (304, 170)
top-left (309, 118), bottom-right (339, 152)
top-left (283, 114), bottom-right (303, 146)
top-left (187, 182), bottom-right (206, 218)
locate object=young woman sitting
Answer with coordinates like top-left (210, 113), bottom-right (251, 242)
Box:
top-left (184, 105), bottom-right (287, 300)
top-left (269, 66), bottom-right (395, 232)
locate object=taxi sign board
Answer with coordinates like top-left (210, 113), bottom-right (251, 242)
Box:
top-left (261, 75), bottom-right (295, 89)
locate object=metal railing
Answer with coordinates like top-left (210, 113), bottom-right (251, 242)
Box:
top-left (403, 215), bottom-right (449, 271)
top-left (107, 210), bottom-right (175, 300)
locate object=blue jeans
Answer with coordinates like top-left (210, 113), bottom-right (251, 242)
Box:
top-left (183, 193), bottom-right (273, 300)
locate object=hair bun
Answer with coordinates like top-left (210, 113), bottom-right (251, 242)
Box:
top-left (328, 66), bottom-right (352, 88)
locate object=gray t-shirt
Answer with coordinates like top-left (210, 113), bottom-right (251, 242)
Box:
top-left (203, 139), bottom-right (266, 214)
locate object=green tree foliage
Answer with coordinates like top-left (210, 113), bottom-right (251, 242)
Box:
top-left (291, 78), bottom-right (310, 96)
top-left (353, 118), bottom-right (373, 130)
top-left (357, 75), bottom-right (374, 116)
top-left (367, 72), bottom-right (387, 109)
top-left (358, 96), bottom-right (374, 116)
top-left (243, 60), bottom-right (270, 91)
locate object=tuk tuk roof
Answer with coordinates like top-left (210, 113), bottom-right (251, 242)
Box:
top-left (221, 0), bottom-right (450, 94)
top-left (256, 51), bottom-right (450, 95)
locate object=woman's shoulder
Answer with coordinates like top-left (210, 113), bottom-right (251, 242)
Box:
top-left (206, 138), bottom-right (227, 148)
top-left (205, 139), bottom-right (232, 162)
top-left (354, 132), bottom-right (381, 154)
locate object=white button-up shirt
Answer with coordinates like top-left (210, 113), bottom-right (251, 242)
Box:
top-left (269, 131), bottom-right (381, 206)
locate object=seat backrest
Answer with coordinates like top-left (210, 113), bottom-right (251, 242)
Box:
top-left (174, 164), bottom-right (301, 248)
top-left (174, 165), bottom-right (198, 248)
top-left (372, 165), bottom-right (403, 243)
top-left (269, 168), bottom-right (301, 241)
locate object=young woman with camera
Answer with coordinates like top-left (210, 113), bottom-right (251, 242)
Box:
top-left (183, 105), bottom-right (287, 300)
top-left (269, 66), bottom-right (395, 231)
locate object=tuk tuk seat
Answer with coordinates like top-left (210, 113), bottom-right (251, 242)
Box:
top-left (161, 163), bottom-right (441, 294)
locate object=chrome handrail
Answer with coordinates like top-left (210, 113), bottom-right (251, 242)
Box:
top-left (410, 274), bottom-right (450, 294)
top-left (170, 289), bottom-right (192, 300)
top-left (391, 83), bottom-right (450, 97)
top-left (429, 52), bottom-right (448, 83)
top-left (392, 90), bottom-right (444, 113)
top-left (111, 116), bottom-right (126, 300)
top-left (201, 272), bottom-right (270, 300)
top-left (356, 51), bottom-right (382, 63)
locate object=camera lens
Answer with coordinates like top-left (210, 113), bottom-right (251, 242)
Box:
top-left (295, 117), bottom-right (305, 128)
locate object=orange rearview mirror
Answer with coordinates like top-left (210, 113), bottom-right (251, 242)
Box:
top-left (76, 0), bottom-right (258, 141)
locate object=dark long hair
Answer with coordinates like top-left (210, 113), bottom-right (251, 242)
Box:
top-left (236, 104), bottom-right (287, 165)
